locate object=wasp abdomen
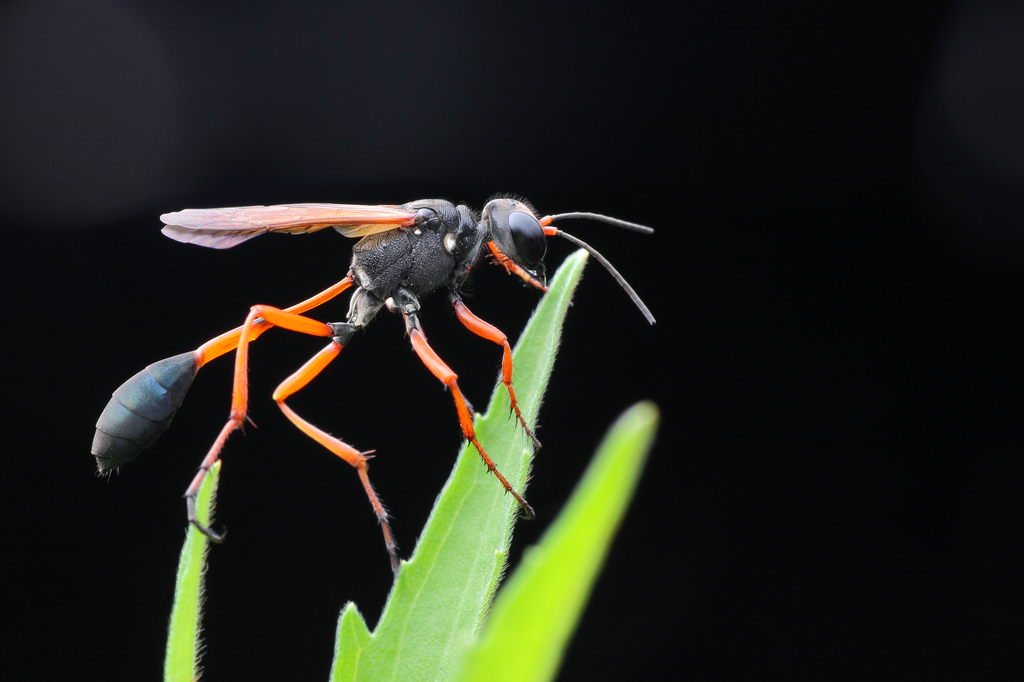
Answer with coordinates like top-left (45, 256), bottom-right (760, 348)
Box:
top-left (92, 351), bottom-right (200, 472)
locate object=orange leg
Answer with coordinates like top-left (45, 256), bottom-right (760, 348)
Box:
top-left (407, 326), bottom-right (535, 519)
top-left (185, 304), bottom-right (335, 541)
top-left (193, 273), bottom-right (353, 366)
top-left (452, 298), bottom-right (540, 449)
top-left (272, 342), bottom-right (399, 574)
top-left (486, 241), bottom-right (547, 291)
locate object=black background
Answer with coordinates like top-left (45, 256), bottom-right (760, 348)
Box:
top-left (2, 1), bottom-right (1021, 680)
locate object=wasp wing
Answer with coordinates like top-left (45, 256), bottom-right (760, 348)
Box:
top-left (160, 203), bottom-right (417, 249)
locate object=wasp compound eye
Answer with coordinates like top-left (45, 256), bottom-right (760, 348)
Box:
top-left (508, 211), bottom-right (546, 266)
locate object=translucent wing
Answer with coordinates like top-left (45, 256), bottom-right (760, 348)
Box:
top-left (160, 203), bottom-right (418, 249)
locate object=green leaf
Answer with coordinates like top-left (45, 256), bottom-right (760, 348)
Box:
top-left (164, 460), bottom-right (221, 682)
top-left (330, 249), bottom-right (590, 682)
top-left (453, 402), bottom-right (659, 682)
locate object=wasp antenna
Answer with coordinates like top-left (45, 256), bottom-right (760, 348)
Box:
top-left (555, 230), bottom-right (656, 324)
top-left (545, 212), bottom-right (654, 234)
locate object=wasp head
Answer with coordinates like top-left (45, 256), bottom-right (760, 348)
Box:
top-left (481, 197), bottom-right (548, 283)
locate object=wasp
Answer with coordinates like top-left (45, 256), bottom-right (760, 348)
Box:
top-left (92, 196), bottom-right (654, 572)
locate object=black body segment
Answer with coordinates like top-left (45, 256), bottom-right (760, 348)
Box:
top-left (349, 199), bottom-right (468, 299)
top-left (92, 351), bottom-right (200, 472)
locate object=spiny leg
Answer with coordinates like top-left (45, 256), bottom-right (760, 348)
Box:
top-left (185, 304), bottom-right (336, 541)
top-left (272, 341), bottom-right (399, 574)
top-left (451, 296), bottom-right (540, 449)
top-left (404, 314), bottom-right (535, 519)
